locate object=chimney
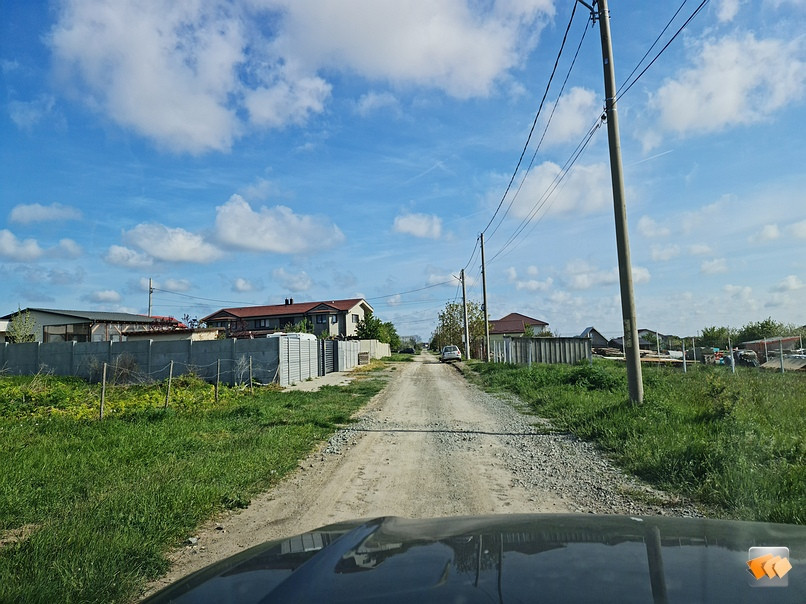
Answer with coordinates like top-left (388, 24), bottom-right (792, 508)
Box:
top-left (285, 298), bottom-right (289, 305)
top-left (290, 298), bottom-right (294, 305)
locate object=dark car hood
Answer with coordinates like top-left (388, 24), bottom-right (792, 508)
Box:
top-left (145, 514), bottom-right (806, 603)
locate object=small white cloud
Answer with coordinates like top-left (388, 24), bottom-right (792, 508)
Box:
top-left (105, 245), bottom-right (153, 268)
top-left (637, 216), bottom-right (671, 238)
top-left (9, 203), bottom-right (82, 224)
top-left (387, 294), bottom-right (402, 306)
top-left (0, 229), bottom-right (44, 261)
top-left (564, 260), bottom-right (618, 290)
top-left (542, 87), bottom-right (598, 145)
top-left (701, 258), bottom-right (728, 274)
top-left (272, 268), bottom-right (313, 293)
top-left (526, 265), bottom-right (539, 277)
top-left (215, 195), bottom-right (344, 254)
top-left (508, 161), bottom-right (611, 219)
top-left (56, 239), bottom-right (82, 258)
top-left (232, 278), bottom-right (255, 293)
top-left (632, 266), bottom-right (651, 285)
top-left (123, 224), bottom-right (222, 263)
top-left (89, 290), bottom-right (122, 303)
top-left (688, 243), bottom-right (712, 255)
top-left (163, 278), bottom-right (191, 292)
top-left (651, 244), bottom-right (680, 261)
top-left (515, 277), bottom-right (553, 292)
top-left (789, 219), bottom-right (806, 238)
top-left (505, 267), bottom-right (518, 282)
top-left (393, 212), bottom-right (442, 239)
top-left (773, 275), bottom-right (804, 292)
top-left (749, 223), bottom-right (780, 243)
top-left (356, 91), bottom-right (399, 116)
top-left (716, 0), bottom-right (743, 22)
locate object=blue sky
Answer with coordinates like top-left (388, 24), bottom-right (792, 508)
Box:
top-left (1, 0), bottom-right (804, 341)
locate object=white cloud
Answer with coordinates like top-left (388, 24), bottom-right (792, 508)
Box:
top-left (773, 275), bottom-right (804, 292)
top-left (393, 212), bottom-right (442, 239)
top-left (163, 279), bottom-right (191, 292)
top-left (789, 219), bottom-right (806, 238)
top-left (632, 266), bottom-right (651, 285)
top-left (515, 277), bottom-right (553, 292)
top-left (356, 91), bottom-right (399, 116)
top-left (56, 239), bottom-right (82, 258)
top-left (387, 294), bottom-right (402, 306)
top-left (46, 0), bottom-right (555, 153)
top-left (105, 245), bottom-right (153, 268)
top-left (215, 195), bottom-right (344, 254)
top-left (716, 0), bottom-right (743, 21)
top-left (542, 87), bottom-right (598, 146)
top-left (637, 216), bottom-right (671, 238)
top-left (650, 34), bottom-right (806, 136)
top-left (123, 224), bottom-right (222, 263)
top-left (0, 229), bottom-right (44, 261)
top-left (8, 95), bottom-right (56, 130)
top-left (9, 202), bottom-right (82, 223)
top-left (688, 243), bottom-right (712, 255)
top-left (701, 258), bottom-right (728, 274)
top-left (508, 161), bottom-right (611, 219)
top-left (88, 289), bottom-right (122, 303)
top-left (272, 268), bottom-right (313, 293)
top-left (232, 278), bottom-right (256, 293)
top-left (749, 223), bottom-right (780, 243)
top-left (564, 260), bottom-right (618, 290)
top-left (505, 267), bottom-right (518, 282)
top-left (651, 244), bottom-right (680, 261)
top-left (526, 265), bottom-right (539, 277)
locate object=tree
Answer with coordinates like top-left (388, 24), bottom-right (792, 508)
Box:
top-left (355, 311), bottom-right (383, 340)
top-left (430, 301), bottom-right (486, 357)
top-left (7, 307), bottom-right (36, 343)
top-left (283, 318), bottom-right (313, 334)
top-left (699, 326), bottom-right (736, 349)
top-left (736, 317), bottom-right (785, 343)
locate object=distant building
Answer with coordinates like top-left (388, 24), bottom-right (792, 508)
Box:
top-left (0, 308), bottom-right (182, 343)
top-left (203, 298), bottom-right (373, 339)
top-left (489, 313), bottom-right (549, 343)
top-left (577, 327), bottom-right (609, 348)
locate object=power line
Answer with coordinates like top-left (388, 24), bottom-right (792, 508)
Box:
top-left (480, 2), bottom-right (580, 237)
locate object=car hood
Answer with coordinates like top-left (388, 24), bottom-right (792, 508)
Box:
top-left (145, 514), bottom-right (806, 603)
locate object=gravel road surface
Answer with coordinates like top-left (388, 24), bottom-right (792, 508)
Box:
top-left (145, 353), bottom-right (700, 596)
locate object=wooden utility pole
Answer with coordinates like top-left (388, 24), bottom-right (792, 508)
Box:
top-left (585, 0), bottom-right (643, 403)
top-left (480, 234), bottom-right (491, 362)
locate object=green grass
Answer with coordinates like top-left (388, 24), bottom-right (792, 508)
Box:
top-left (0, 374), bottom-right (386, 603)
top-left (468, 360), bottom-right (806, 525)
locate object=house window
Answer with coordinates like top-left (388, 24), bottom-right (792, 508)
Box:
top-left (316, 315), bottom-right (327, 324)
top-left (331, 316), bottom-right (338, 324)
top-left (352, 314), bottom-right (359, 323)
top-left (254, 319), bottom-right (267, 328)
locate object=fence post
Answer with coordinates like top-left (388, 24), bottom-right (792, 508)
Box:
top-left (100, 362), bottom-right (107, 420)
top-left (164, 360), bottom-right (173, 409)
top-left (682, 341), bottom-right (687, 373)
top-left (780, 339), bottom-right (785, 374)
top-left (249, 356), bottom-right (254, 395)
top-left (215, 359), bottom-right (220, 403)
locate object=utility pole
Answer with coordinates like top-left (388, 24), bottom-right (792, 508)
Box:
top-left (147, 277), bottom-right (153, 318)
top-left (480, 233), bottom-right (491, 362)
top-left (461, 269), bottom-right (470, 360)
top-left (582, 0), bottom-right (643, 403)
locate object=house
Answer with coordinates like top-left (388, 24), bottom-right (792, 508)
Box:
top-left (489, 313), bottom-right (549, 342)
top-left (577, 327), bottom-right (609, 348)
top-left (125, 327), bottom-right (223, 342)
top-left (202, 298), bottom-right (374, 339)
top-left (608, 329), bottom-right (675, 352)
top-left (0, 308), bottom-right (182, 343)
top-left (0, 320), bottom-right (9, 343)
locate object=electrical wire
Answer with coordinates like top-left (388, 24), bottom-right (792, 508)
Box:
top-left (480, 1), bottom-right (579, 237)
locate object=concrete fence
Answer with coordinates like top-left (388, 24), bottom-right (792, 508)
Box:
top-left (0, 337), bottom-right (384, 387)
top-left (491, 337), bottom-right (592, 367)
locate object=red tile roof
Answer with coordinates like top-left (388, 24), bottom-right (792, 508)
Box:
top-left (490, 312), bottom-right (548, 334)
top-left (202, 298), bottom-right (370, 321)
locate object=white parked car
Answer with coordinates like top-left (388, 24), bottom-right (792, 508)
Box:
top-left (440, 345), bottom-right (461, 363)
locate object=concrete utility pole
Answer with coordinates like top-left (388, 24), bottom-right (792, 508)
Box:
top-left (582, 0), bottom-right (643, 403)
top-left (480, 233), bottom-right (491, 362)
top-left (461, 269), bottom-right (471, 360)
top-left (148, 277), bottom-right (153, 318)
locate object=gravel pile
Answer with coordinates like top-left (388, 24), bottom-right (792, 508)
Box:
top-left (322, 381), bottom-right (703, 519)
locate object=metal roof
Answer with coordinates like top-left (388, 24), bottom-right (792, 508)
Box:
top-left (0, 308), bottom-right (160, 324)
top-left (202, 298), bottom-right (372, 322)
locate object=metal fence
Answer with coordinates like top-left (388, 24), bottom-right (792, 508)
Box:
top-left (491, 337), bottom-right (592, 366)
top-left (0, 337), bottom-right (383, 387)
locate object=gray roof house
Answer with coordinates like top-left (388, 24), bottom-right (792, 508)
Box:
top-left (0, 308), bottom-right (181, 343)
top-left (578, 327), bottom-right (609, 348)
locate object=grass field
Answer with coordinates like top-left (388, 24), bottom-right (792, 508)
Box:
top-left (0, 370), bottom-right (388, 603)
top-left (468, 360), bottom-right (805, 526)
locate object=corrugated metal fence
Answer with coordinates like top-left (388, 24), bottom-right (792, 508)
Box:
top-left (491, 337), bottom-right (592, 367)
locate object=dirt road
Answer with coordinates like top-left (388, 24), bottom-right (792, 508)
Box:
top-left (145, 353), bottom-right (698, 595)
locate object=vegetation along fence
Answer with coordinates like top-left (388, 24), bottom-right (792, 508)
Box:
top-left (491, 337), bottom-right (592, 367)
top-left (0, 336), bottom-right (375, 387)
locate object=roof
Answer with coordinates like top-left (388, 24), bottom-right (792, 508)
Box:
top-left (202, 298), bottom-right (372, 322)
top-left (489, 312), bottom-right (548, 335)
top-left (0, 308), bottom-right (166, 324)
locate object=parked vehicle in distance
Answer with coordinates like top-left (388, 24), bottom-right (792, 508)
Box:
top-left (440, 345), bottom-right (461, 363)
